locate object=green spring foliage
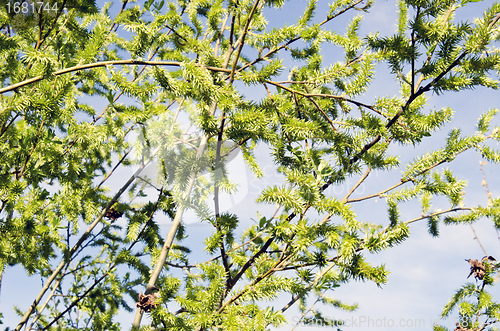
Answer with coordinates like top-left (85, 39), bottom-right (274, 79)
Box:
top-left (0, 0), bottom-right (498, 330)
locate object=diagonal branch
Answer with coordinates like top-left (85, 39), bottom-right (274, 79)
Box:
top-left (346, 133), bottom-right (492, 204)
top-left (40, 189), bottom-right (165, 330)
top-left (14, 147), bottom-right (161, 331)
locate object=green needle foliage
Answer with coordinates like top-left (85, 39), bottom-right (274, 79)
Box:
top-left (0, 0), bottom-right (498, 330)
top-left (435, 257), bottom-right (500, 331)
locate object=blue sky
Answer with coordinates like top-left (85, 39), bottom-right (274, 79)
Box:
top-left (2, 0), bottom-right (500, 330)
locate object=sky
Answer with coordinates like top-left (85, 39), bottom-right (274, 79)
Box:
top-left (2, 0), bottom-right (500, 330)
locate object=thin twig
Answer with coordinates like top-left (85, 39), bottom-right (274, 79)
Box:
top-left (347, 137), bottom-right (491, 204)
top-left (405, 207), bottom-right (472, 225)
top-left (266, 80), bottom-right (377, 113)
top-left (304, 95), bottom-right (338, 133)
top-left (96, 149), bottom-right (131, 189)
top-left (469, 224), bottom-right (487, 256)
top-left (290, 289), bottom-right (327, 331)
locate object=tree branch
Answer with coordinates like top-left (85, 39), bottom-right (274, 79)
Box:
top-left (0, 60), bottom-right (232, 95)
top-left (233, 0), bottom-right (364, 76)
top-left (15, 147), bottom-right (161, 331)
